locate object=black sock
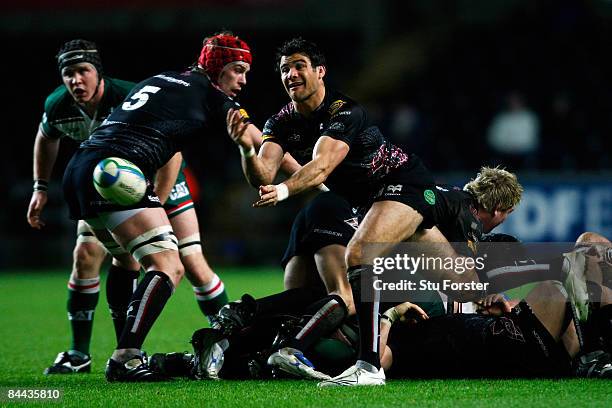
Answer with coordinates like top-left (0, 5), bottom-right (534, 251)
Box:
top-left (67, 276), bottom-right (100, 355)
top-left (288, 294), bottom-right (348, 352)
top-left (348, 264), bottom-right (380, 368)
top-left (254, 287), bottom-right (327, 317)
top-left (106, 265), bottom-right (141, 343)
top-left (117, 271), bottom-right (174, 350)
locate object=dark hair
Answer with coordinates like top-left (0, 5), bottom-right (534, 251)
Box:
top-left (275, 37), bottom-right (326, 72)
top-left (56, 39), bottom-right (103, 74)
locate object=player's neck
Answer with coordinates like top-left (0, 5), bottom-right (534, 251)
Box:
top-left (80, 78), bottom-right (105, 117)
top-left (293, 85), bottom-right (326, 116)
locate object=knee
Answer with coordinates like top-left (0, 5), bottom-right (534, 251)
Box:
top-left (345, 239), bottom-right (364, 267)
top-left (72, 243), bottom-right (104, 277)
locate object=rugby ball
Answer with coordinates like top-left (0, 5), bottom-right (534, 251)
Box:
top-left (93, 157), bottom-right (146, 206)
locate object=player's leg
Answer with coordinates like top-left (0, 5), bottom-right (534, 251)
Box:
top-left (96, 207), bottom-right (183, 381)
top-left (169, 208), bottom-right (228, 325)
top-left (44, 221), bottom-right (106, 375)
top-left (344, 201), bottom-right (423, 376)
top-left (86, 224), bottom-right (142, 342)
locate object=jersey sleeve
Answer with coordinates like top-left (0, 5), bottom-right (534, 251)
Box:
top-left (261, 116), bottom-right (287, 152)
top-left (39, 88), bottom-right (66, 140)
top-left (321, 100), bottom-right (366, 146)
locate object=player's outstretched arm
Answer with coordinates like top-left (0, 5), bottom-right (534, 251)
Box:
top-left (27, 129), bottom-right (59, 229)
top-left (227, 108), bottom-right (284, 187)
top-left (254, 136), bottom-right (348, 207)
top-left (154, 152), bottom-right (182, 204)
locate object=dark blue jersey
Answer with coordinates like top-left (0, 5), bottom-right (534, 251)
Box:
top-left (82, 71), bottom-right (242, 175)
top-left (262, 88), bottom-right (408, 200)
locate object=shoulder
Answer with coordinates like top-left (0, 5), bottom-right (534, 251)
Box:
top-left (326, 90), bottom-right (364, 116)
top-left (265, 103), bottom-right (296, 128)
top-left (104, 77), bottom-right (136, 96)
top-left (43, 84), bottom-right (71, 117)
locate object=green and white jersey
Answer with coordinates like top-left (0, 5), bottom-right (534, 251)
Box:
top-left (39, 77), bottom-right (135, 141)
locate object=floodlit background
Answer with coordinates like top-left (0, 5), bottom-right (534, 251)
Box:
top-left (2, 0), bottom-right (612, 270)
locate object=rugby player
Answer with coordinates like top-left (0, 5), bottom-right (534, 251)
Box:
top-left (29, 40), bottom-right (232, 375)
top-left (60, 32), bottom-right (262, 382)
top-left (224, 37), bottom-right (525, 385)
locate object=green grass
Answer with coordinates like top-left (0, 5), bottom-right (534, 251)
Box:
top-left (0, 269), bottom-right (609, 407)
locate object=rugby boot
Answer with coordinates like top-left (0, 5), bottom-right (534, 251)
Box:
top-left (215, 294), bottom-right (257, 335)
top-left (43, 351), bottom-right (91, 375)
top-left (318, 361), bottom-right (385, 387)
top-left (149, 352), bottom-right (195, 378)
top-left (267, 347), bottom-right (331, 380)
top-left (191, 328), bottom-right (227, 380)
top-left (105, 353), bottom-right (163, 382)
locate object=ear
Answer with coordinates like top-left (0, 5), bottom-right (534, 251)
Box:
top-left (318, 65), bottom-right (326, 80)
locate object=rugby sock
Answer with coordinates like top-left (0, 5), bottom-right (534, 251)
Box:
top-left (193, 274), bottom-right (229, 325)
top-left (486, 256), bottom-right (564, 292)
top-left (117, 271), bottom-right (174, 350)
top-left (288, 294), bottom-right (348, 351)
top-left (106, 265), bottom-right (140, 343)
top-left (348, 264), bottom-right (380, 369)
top-left (67, 276), bottom-right (100, 355)
top-left (254, 287), bottom-right (327, 316)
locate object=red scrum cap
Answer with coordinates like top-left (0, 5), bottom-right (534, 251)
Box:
top-left (198, 33), bottom-right (252, 84)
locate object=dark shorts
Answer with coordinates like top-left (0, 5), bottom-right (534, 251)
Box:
top-left (374, 154), bottom-right (437, 229)
top-left (62, 148), bottom-right (162, 220)
top-left (281, 191), bottom-right (367, 269)
top-left (387, 301), bottom-right (571, 378)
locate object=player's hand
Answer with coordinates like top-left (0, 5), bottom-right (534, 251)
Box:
top-left (226, 108), bottom-right (252, 149)
top-left (395, 301), bottom-right (429, 324)
top-left (253, 185), bottom-right (279, 207)
top-left (479, 293), bottom-right (511, 316)
top-left (27, 191), bottom-right (48, 229)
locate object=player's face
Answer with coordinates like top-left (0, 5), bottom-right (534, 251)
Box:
top-left (279, 53), bottom-right (325, 103)
top-left (481, 207), bottom-right (514, 233)
top-left (61, 62), bottom-right (99, 105)
top-left (217, 62), bottom-right (250, 98)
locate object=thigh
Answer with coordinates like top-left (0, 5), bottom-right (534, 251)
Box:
top-left (349, 200), bottom-right (423, 264)
top-left (284, 255), bottom-right (322, 290)
top-left (169, 208), bottom-right (199, 240)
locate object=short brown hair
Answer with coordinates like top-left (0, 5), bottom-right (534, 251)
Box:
top-left (464, 166), bottom-right (523, 212)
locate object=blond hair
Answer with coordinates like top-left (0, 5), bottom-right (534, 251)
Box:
top-left (464, 166), bottom-right (523, 212)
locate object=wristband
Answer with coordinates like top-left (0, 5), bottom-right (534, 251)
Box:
top-left (239, 145), bottom-right (256, 158)
top-left (382, 307), bottom-right (400, 325)
top-left (317, 184), bottom-right (330, 192)
top-left (33, 180), bottom-right (48, 192)
top-left (276, 183), bottom-right (289, 202)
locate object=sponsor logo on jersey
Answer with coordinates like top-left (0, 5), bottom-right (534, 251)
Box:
top-left (154, 74), bottom-right (191, 87)
top-left (344, 217), bottom-right (359, 230)
top-left (436, 185), bottom-right (449, 192)
top-left (328, 122), bottom-right (345, 132)
top-left (424, 189), bottom-right (436, 205)
top-left (387, 184), bottom-right (403, 194)
top-left (328, 99), bottom-right (347, 115)
top-left (288, 133), bottom-right (301, 142)
top-left (238, 108), bottom-right (250, 119)
top-left (148, 195), bottom-right (161, 203)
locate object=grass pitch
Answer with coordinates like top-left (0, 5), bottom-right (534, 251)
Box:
top-left (0, 269), bottom-right (609, 407)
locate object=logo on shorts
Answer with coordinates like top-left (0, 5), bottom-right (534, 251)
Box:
top-left (344, 217), bottom-right (359, 230)
top-left (424, 189), bottom-right (436, 205)
top-left (387, 184), bottom-right (403, 194)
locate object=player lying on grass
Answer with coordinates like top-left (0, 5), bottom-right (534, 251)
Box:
top-left (150, 269), bottom-right (611, 380)
top-left (30, 39), bottom-right (233, 376)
